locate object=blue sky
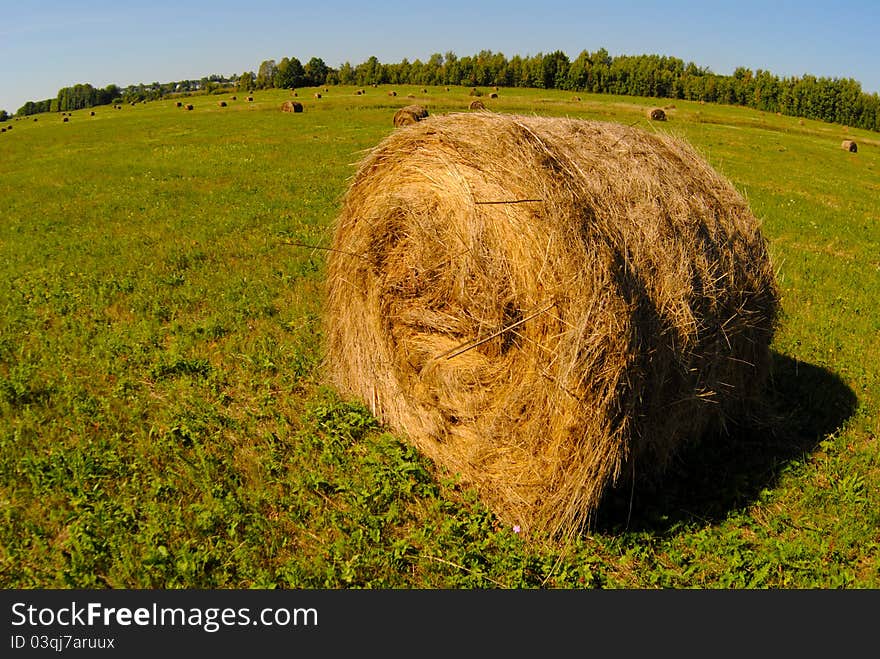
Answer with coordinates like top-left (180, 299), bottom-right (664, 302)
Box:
top-left (2, 0), bottom-right (878, 114)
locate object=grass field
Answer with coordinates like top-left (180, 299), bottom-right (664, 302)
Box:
top-left (1, 85), bottom-right (878, 588)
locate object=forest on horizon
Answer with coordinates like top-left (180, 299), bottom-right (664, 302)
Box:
top-left (5, 48), bottom-right (879, 132)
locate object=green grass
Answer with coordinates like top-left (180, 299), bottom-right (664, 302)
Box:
top-left (1, 85), bottom-right (878, 588)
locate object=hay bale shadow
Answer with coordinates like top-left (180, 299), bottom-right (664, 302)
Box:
top-left (594, 351), bottom-right (858, 533)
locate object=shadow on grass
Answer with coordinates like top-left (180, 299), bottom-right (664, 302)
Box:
top-left (593, 351), bottom-right (858, 534)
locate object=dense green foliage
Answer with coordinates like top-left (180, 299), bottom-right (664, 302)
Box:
top-left (1, 87), bottom-right (878, 589)
top-left (11, 49), bottom-right (880, 132)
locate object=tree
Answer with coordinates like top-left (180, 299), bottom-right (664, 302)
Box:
top-left (0, 109), bottom-right (8, 122)
top-left (286, 57), bottom-right (306, 88)
top-left (237, 72), bottom-right (255, 92)
top-left (304, 57), bottom-right (330, 87)
top-left (541, 50), bottom-right (570, 89)
top-left (255, 59), bottom-right (277, 89)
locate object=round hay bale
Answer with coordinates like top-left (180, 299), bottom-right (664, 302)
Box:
top-left (468, 99), bottom-right (486, 110)
top-left (648, 107), bottom-right (667, 121)
top-left (388, 90), bottom-right (397, 97)
top-left (247, 96), bottom-right (254, 102)
top-left (184, 104), bottom-right (194, 111)
top-left (90, 111), bottom-right (95, 116)
top-left (324, 112), bottom-right (780, 540)
top-left (489, 92), bottom-right (498, 99)
top-left (314, 92), bottom-right (322, 99)
top-left (393, 104), bottom-right (429, 127)
top-left (232, 95), bottom-right (237, 100)
top-left (281, 100), bottom-right (303, 113)
top-left (218, 100), bottom-right (227, 107)
top-left (841, 139), bottom-right (857, 153)
top-left (176, 101), bottom-right (183, 107)
top-left (62, 117), bottom-right (69, 122)
top-left (572, 96), bottom-right (582, 102)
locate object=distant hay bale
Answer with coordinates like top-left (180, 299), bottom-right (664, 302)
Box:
top-left (218, 101), bottom-right (227, 107)
top-left (62, 117), bottom-right (69, 122)
top-left (185, 104), bottom-right (194, 111)
top-left (572, 96), bottom-right (581, 102)
top-left (388, 90), bottom-right (398, 97)
top-left (314, 93), bottom-right (322, 99)
top-left (421, 88), bottom-right (428, 94)
top-left (468, 99), bottom-right (486, 110)
top-left (324, 112), bottom-right (780, 541)
top-left (281, 100), bottom-right (303, 113)
top-left (90, 111), bottom-right (95, 116)
top-left (232, 96), bottom-right (237, 100)
top-left (489, 92), bottom-right (498, 99)
top-left (176, 101), bottom-right (183, 107)
top-left (407, 94), bottom-right (416, 99)
top-left (393, 104), bottom-right (429, 127)
top-left (247, 96), bottom-right (254, 102)
top-left (648, 107), bottom-right (667, 121)
top-left (841, 140), bottom-right (857, 152)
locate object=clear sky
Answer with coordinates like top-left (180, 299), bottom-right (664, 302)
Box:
top-left (2, 0), bottom-right (878, 115)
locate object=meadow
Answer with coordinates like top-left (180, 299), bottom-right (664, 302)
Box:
top-left (1, 85), bottom-right (877, 588)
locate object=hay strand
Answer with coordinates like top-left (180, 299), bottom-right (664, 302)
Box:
top-left (324, 112), bottom-right (780, 541)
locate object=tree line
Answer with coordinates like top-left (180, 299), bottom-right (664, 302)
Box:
top-left (7, 49), bottom-right (879, 132)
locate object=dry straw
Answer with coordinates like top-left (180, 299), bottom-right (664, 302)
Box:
top-left (393, 105), bottom-right (429, 127)
top-left (324, 112), bottom-right (779, 541)
top-left (281, 100), bottom-right (303, 113)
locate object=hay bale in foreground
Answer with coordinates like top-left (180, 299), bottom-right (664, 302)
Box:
top-left (393, 105), bottom-right (429, 126)
top-left (648, 107), bottom-right (667, 121)
top-left (324, 112), bottom-right (780, 540)
top-left (841, 140), bottom-right (857, 152)
top-left (281, 100), bottom-right (303, 113)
